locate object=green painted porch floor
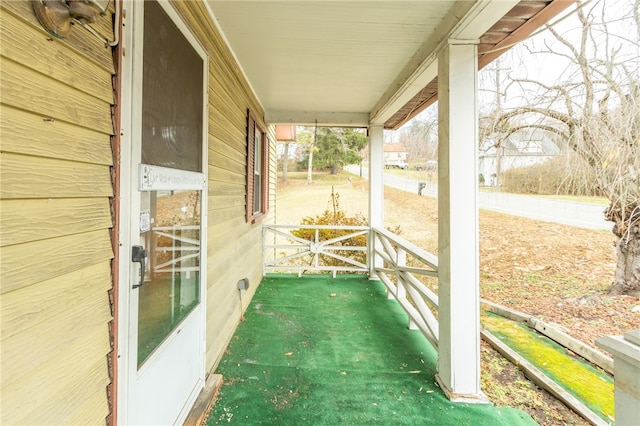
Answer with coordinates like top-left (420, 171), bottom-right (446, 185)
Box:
top-left (206, 274), bottom-right (536, 425)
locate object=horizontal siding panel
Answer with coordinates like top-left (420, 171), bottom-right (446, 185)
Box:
top-left (208, 205), bottom-right (244, 227)
top-left (0, 198), bottom-right (112, 246)
top-left (2, 324), bottom-right (110, 423)
top-left (209, 60), bottom-right (247, 108)
top-left (209, 135), bottom-right (246, 164)
top-left (208, 165), bottom-right (245, 185)
top-left (209, 132), bottom-right (243, 165)
top-left (207, 181), bottom-right (245, 198)
top-left (0, 11), bottom-right (113, 103)
top-left (207, 223), bottom-right (255, 258)
top-left (0, 2), bottom-right (114, 73)
top-left (209, 110), bottom-right (246, 152)
top-left (0, 153), bottom-right (113, 199)
top-left (210, 57), bottom-right (260, 117)
top-left (0, 59), bottom-right (113, 134)
top-left (207, 226), bottom-right (260, 276)
top-left (205, 277), bottom-right (240, 368)
top-left (209, 97), bottom-right (244, 135)
top-left (209, 89), bottom-right (245, 130)
top-left (0, 262), bottom-right (112, 340)
top-left (208, 195), bottom-right (245, 211)
top-left (206, 216), bottom-right (247, 243)
top-left (209, 91), bottom-right (245, 129)
top-left (1, 286), bottom-right (111, 388)
top-left (1, 229), bottom-right (113, 294)
top-left (0, 105), bottom-right (113, 165)
top-left (14, 357), bottom-right (110, 426)
top-left (68, 386), bottom-right (110, 426)
top-left (208, 150), bottom-right (245, 176)
top-left (89, 1), bottom-right (117, 44)
top-left (209, 83), bottom-right (246, 129)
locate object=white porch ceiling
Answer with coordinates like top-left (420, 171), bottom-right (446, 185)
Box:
top-left (205, 1), bottom-right (572, 128)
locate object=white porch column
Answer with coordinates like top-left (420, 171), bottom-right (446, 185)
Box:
top-left (596, 330), bottom-right (640, 425)
top-left (368, 124), bottom-right (384, 277)
top-left (436, 40), bottom-right (485, 402)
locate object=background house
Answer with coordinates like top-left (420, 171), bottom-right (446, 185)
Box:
top-left (383, 143), bottom-right (409, 167)
top-left (479, 131), bottom-right (561, 186)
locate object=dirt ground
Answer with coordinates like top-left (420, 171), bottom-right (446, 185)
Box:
top-left (276, 172), bottom-right (640, 425)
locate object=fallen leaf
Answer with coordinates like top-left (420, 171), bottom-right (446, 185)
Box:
top-left (284, 352), bottom-right (293, 356)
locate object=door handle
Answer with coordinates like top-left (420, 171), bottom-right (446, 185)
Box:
top-left (132, 245), bottom-right (147, 289)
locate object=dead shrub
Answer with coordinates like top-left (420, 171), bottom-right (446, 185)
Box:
top-left (502, 153), bottom-right (602, 196)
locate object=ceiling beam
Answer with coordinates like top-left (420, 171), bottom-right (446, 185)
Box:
top-left (265, 110), bottom-right (370, 127)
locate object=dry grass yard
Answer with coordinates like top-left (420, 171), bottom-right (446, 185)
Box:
top-left (275, 171), bottom-right (640, 425)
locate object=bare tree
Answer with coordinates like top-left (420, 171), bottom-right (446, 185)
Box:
top-left (494, 0), bottom-right (640, 295)
top-left (398, 108), bottom-right (438, 161)
top-left (479, 56), bottom-right (520, 188)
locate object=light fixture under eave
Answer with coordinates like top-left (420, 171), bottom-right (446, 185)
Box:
top-left (32, 0), bottom-right (111, 39)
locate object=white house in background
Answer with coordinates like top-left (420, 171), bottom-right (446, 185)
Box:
top-left (479, 130), bottom-right (561, 186)
top-left (383, 143), bottom-right (409, 168)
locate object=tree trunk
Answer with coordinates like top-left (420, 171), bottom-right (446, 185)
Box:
top-left (307, 148), bottom-right (314, 184)
top-left (330, 164), bottom-right (338, 175)
top-left (283, 142), bottom-right (289, 182)
top-left (307, 125), bottom-right (317, 184)
top-left (609, 224), bottom-right (640, 296)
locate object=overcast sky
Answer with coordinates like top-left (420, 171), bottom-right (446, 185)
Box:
top-left (477, 0), bottom-right (638, 111)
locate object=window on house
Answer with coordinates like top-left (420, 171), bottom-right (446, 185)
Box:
top-left (246, 109), bottom-right (269, 222)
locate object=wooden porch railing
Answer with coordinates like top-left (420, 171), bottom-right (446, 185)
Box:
top-left (371, 227), bottom-right (440, 349)
top-left (263, 224), bottom-right (369, 276)
top-left (263, 224), bottom-right (440, 348)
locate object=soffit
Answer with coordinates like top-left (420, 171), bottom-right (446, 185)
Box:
top-left (385, 0), bottom-right (575, 129)
top-left (205, 0), bottom-right (575, 129)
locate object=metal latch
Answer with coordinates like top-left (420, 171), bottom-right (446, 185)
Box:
top-left (132, 245), bottom-right (147, 289)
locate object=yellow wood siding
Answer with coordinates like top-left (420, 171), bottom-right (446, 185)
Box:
top-left (1, 153), bottom-right (113, 199)
top-left (1, 229), bottom-right (114, 294)
top-left (1, 105), bottom-right (113, 165)
top-left (0, 262), bottom-right (112, 340)
top-left (0, 11), bottom-right (114, 103)
top-left (170, 0), bottom-right (276, 372)
top-left (0, 2), bottom-right (115, 424)
top-left (1, 1), bottom-right (114, 73)
top-left (0, 59), bottom-right (113, 134)
top-left (0, 198), bottom-right (113, 246)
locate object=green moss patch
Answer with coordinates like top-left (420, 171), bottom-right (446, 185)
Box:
top-left (482, 312), bottom-right (614, 422)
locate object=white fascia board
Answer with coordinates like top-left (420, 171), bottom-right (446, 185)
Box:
top-left (370, 0), bottom-right (519, 126)
top-left (265, 110), bottom-right (370, 127)
top-left (369, 59), bottom-right (438, 126)
top-left (450, 0), bottom-right (520, 40)
top-left (369, 1), bottom-right (475, 125)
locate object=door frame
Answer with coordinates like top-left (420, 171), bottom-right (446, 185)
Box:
top-left (117, 0), bottom-right (209, 423)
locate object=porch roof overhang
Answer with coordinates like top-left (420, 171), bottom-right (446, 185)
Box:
top-left (206, 0), bottom-right (574, 129)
